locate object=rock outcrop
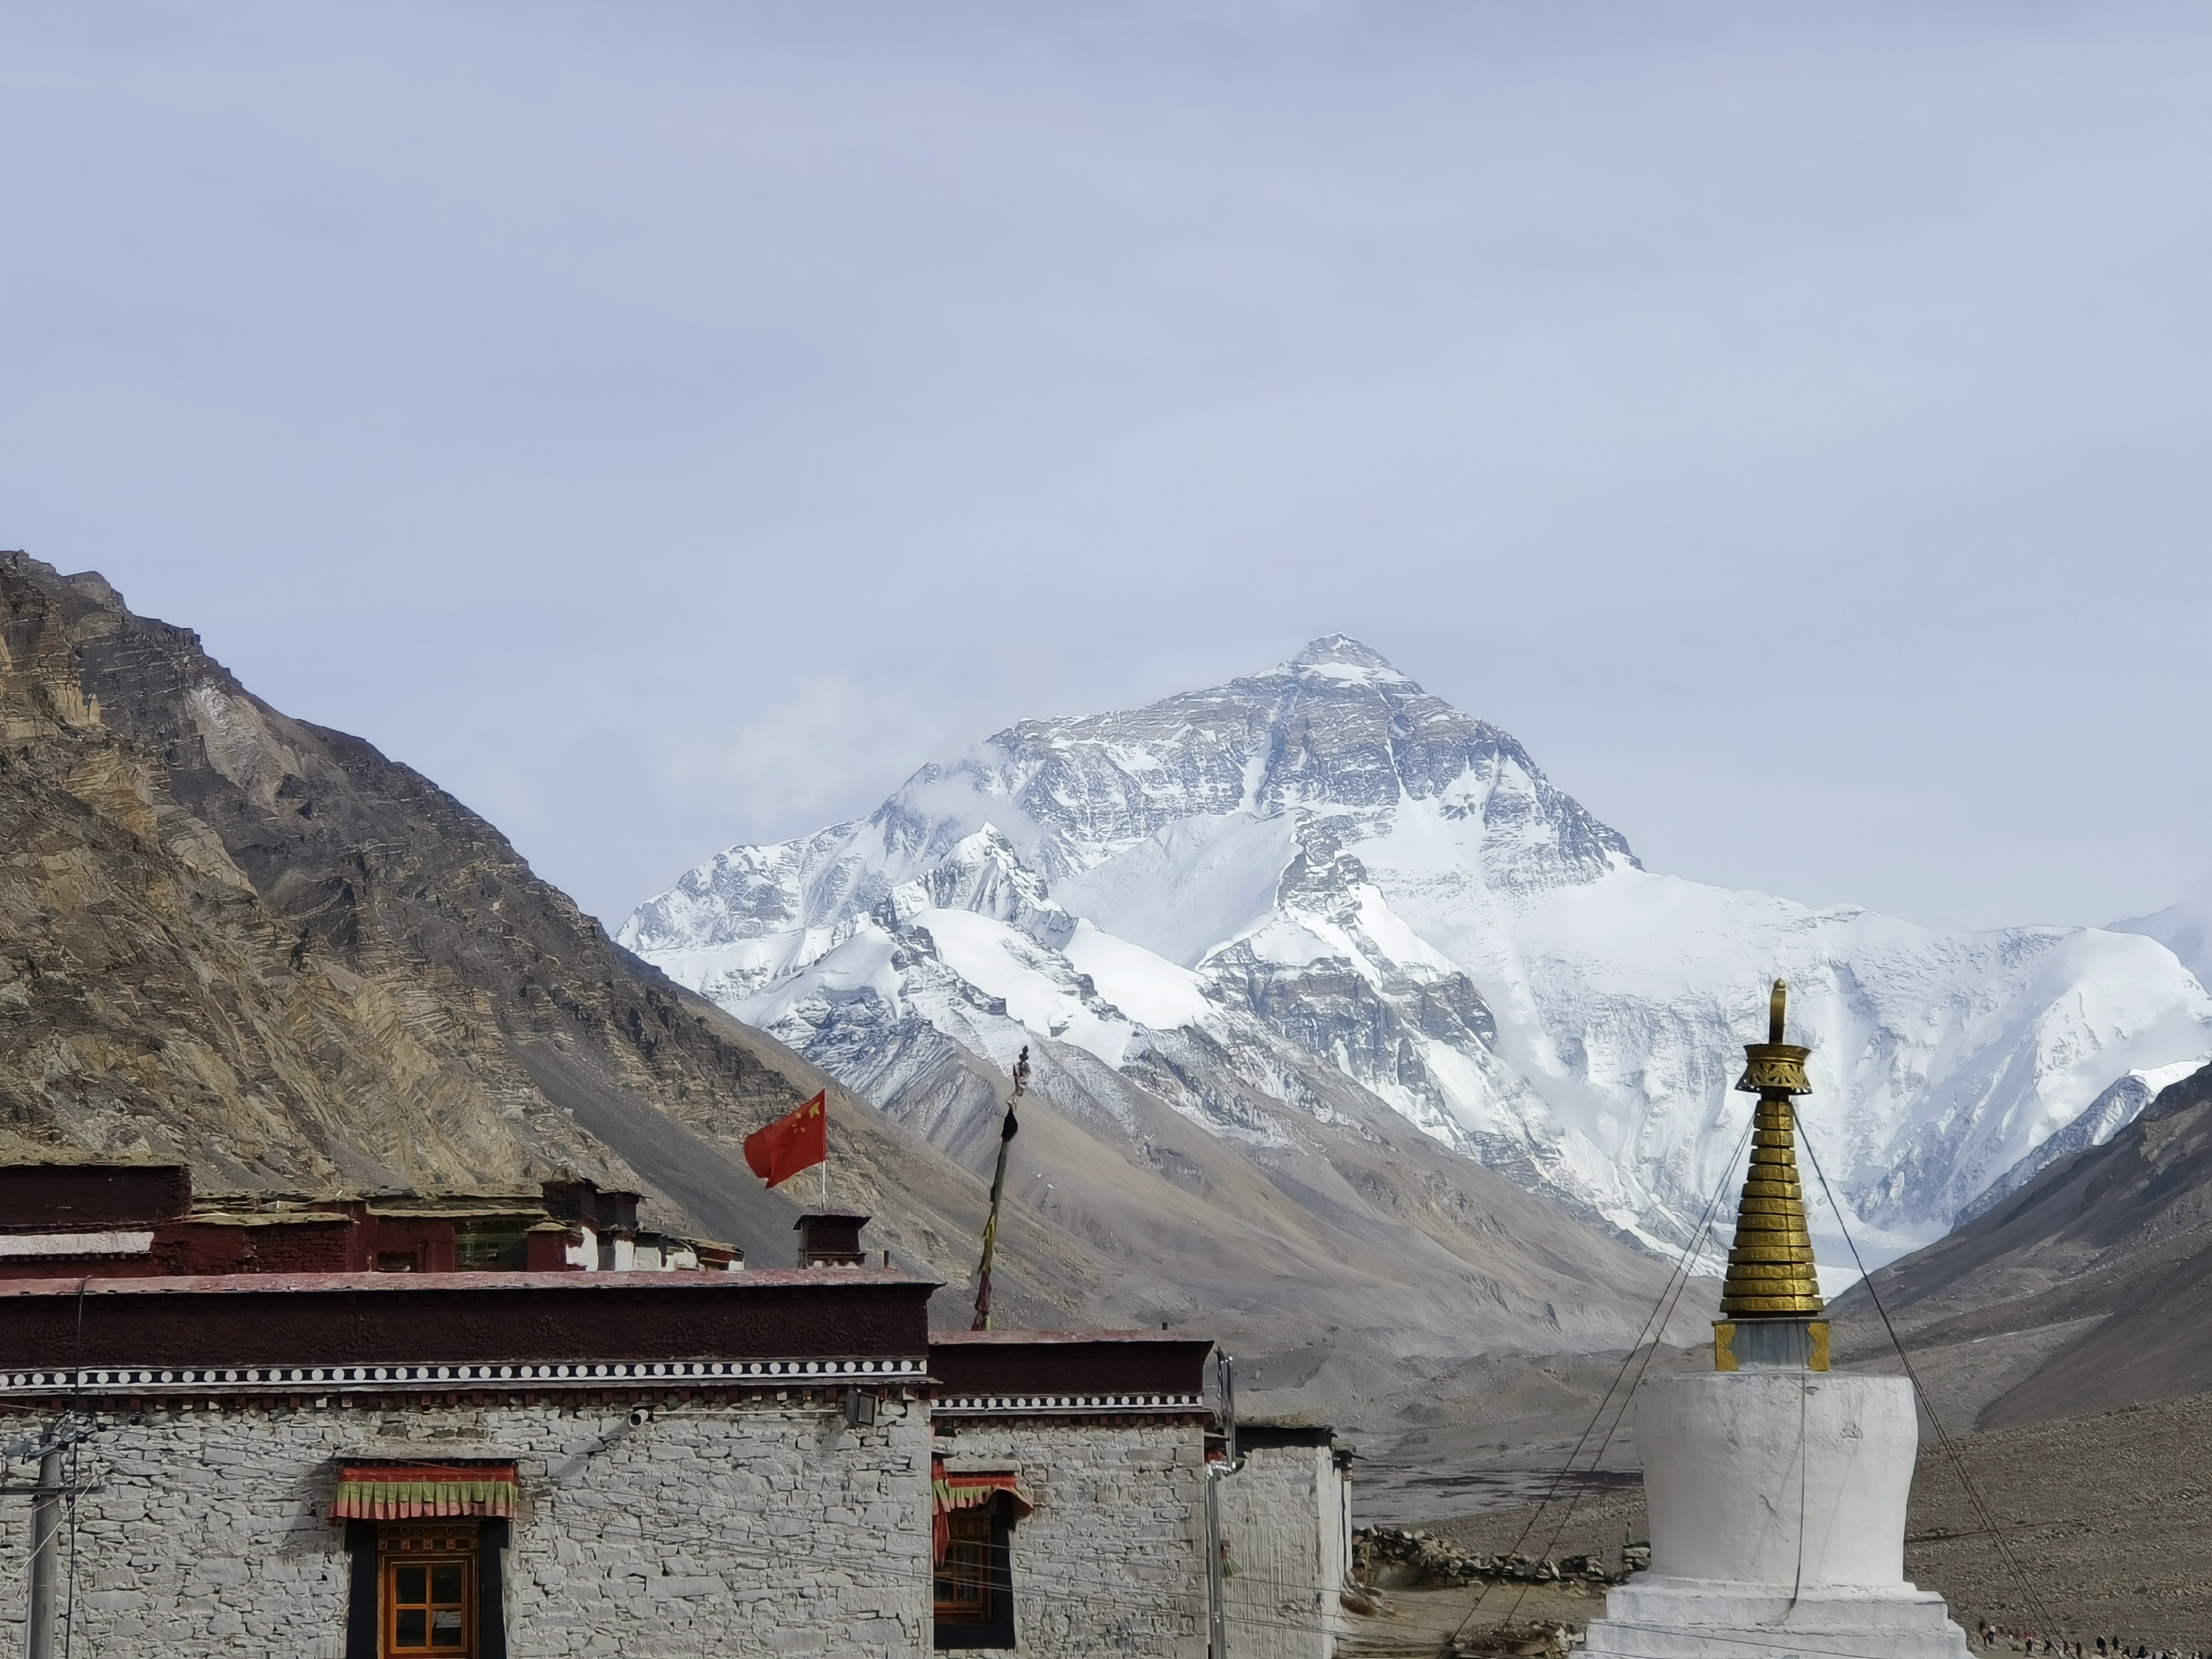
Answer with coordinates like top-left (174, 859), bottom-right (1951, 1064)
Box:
top-left (1355, 1524), bottom-right (1646, 1589)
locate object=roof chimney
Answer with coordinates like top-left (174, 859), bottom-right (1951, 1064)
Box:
top-left (794, 1212), bottom-right (870, 1268)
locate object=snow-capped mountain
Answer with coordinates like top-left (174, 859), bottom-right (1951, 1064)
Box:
top-left (623, 636), bottom-right (2212, 1266)
top-left (2114, 869), bottom-right (2212, 991)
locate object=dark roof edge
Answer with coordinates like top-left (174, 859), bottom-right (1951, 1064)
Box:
top-left (930, 1329), bottom-right (1214, 1348)
top-left (0, 1268), bottom-right (942, 1298)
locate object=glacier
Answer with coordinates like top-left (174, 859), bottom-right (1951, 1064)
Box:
top-left (621, 635), bottom-right (2212, 1270)
top-left (2113, 867), bottom-right (2212, 991)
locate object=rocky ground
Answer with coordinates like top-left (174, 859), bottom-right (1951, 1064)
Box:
top-left (1902, 1390), bottom-right (2212, 1648)
top-left (1343, 1389), bottom-right (2212, 1655)
top-left (1317, 1341), bottom-right (1710, 1525)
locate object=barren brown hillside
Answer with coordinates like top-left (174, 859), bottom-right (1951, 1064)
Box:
top-left (0, 552), bottom-right (1700, 1383)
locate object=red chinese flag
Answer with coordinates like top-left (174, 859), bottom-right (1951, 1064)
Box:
top-left (743, 1090), bottom-right (827, 1188)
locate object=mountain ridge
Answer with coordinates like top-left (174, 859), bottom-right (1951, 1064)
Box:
top-left (1832, 1057), bottom-right (2212, 1431)
top-left (627, 634), bottom-right (2212, 1269)
top-left (2114, 869), bottom-right (2212, 990)
top-left (0, 560), bottom-right (1701, 1386)
top-left (0, 551), bottom-right (1042, 1295)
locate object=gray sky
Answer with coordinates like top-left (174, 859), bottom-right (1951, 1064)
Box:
top-left (6, 3), bottom-right (2210, 934)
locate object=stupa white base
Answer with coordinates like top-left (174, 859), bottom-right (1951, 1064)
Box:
top-left (1588, 1579), bottom-right (1969, 1659)
top-left (1585, 1371), bottom-right (1968, 1659)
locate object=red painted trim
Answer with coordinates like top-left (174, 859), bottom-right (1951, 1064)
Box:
top-left (0, 1273), bottom-right (937, 1370)
top-left (928, 1335), bottom-right (1213, 1396)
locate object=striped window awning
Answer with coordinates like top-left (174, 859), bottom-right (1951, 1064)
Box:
top-left (330, 1462), bottom-right (518, 1523)
top-left (931, 1463), bottom-right (1035, 1559)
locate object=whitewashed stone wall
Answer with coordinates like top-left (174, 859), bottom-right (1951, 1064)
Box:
top-left (1215, 1444), bottom-right (1348, 1659)
top-left (936, 1420), bottom-right (1208, 1659)
top-left (0, 1396), bottom-right (932, 1659)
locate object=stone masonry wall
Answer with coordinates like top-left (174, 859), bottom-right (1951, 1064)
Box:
top-left (0, 1395), bottom-right (932, 1659)
top-left (937, 1419), bottom-right (1208, 1659)
top-left (1217, 1444), bottom-right (1345, 1659)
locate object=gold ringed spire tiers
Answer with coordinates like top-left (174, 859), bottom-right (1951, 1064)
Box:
top-left (1712, 979), bottom-right (1829, 1371)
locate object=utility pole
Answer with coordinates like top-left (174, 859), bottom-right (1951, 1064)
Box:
top-left (1204, 1352), bottom-right (1245, 1659)
top-left (8, 1416), bottom-right (95, 1659)
top-left (26, 1447), bottom-right (60, 1659)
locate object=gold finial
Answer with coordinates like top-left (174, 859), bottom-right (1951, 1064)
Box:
top-left (1735, 978), bottom-right (1812, 1097)
top-left (1716, 979), bottom-right (1825, 1322)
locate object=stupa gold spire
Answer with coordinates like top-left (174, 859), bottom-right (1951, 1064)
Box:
top-left (1717, 980), bottom-right (1826, 1322)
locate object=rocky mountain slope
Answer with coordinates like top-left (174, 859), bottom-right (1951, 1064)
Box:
top-left (0, 555), bottom-right (1697, 1374)
top-left (1832, 1057), bottom-right (2212, 1431)
top-left (624, 636), bottom-right (2212, 1270)
top-left (0, 553), bottom-right (1028, 1296)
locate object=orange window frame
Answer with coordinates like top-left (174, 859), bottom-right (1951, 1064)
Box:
top-left (935, 1510), bottom-right (994, 1624)
top-left (380, 1525), bottom-right (476, 1658)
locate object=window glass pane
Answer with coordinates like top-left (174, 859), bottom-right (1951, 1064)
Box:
top-left (934, 1513), bottom-right (995, 1624)
top-left (385, 1529), bottom-right (478, 1658)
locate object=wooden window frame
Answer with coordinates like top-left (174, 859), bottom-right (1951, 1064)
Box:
top-left (934, 1504), bottom-right (1016, 1650)
top-left (379, 1524), bottom-right (477, 1659)
top-left (935, 1511), bottom-right (994, 1623)
top-left (344, 1518), bottom-right (507, 1659)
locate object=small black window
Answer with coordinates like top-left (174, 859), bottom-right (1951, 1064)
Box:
top-left (936, 1513), bottom-right (993, 1623)
top-left (934, 1504), bottom-right (1015, 1649)
top-left (346, 1519), bottom-right (506, 1659)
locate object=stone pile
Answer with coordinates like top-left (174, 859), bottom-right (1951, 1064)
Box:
top-left (1353, 1525), bottom-right (1649, 1589)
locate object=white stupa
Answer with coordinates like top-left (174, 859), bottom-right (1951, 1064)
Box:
top-left (1584, 983), bottom-right (1971, 1659)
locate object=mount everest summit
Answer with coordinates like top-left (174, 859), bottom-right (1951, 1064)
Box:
top-left (622, 636), bottom-right (2212, 1272)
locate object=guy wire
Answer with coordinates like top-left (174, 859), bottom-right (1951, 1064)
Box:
top-left (1442, 1115), bottom-right (1755, 1656)
top-left (1796, 1135), bottom-right (2060, 1643)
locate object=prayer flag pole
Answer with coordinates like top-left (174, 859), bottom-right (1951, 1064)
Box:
top-left (970, 1046), bottom-right (1029, 1331)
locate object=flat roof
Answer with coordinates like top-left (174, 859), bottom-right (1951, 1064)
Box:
top-left (176, 1212), bottom-right (356, 1228)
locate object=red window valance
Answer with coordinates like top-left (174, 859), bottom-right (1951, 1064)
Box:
top-left (329, 1462), bottom-right (517, 1523)
top-left (931, 1461), bottom-right (1035, 1560)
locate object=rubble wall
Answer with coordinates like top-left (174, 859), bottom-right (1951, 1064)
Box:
top-left (936, 1419), bottom-right (1208, 1659)
top-left (0, 1396), bottom-right (932, 1659)
top-left (1213, 1443), bottom-right (1347, 1659)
